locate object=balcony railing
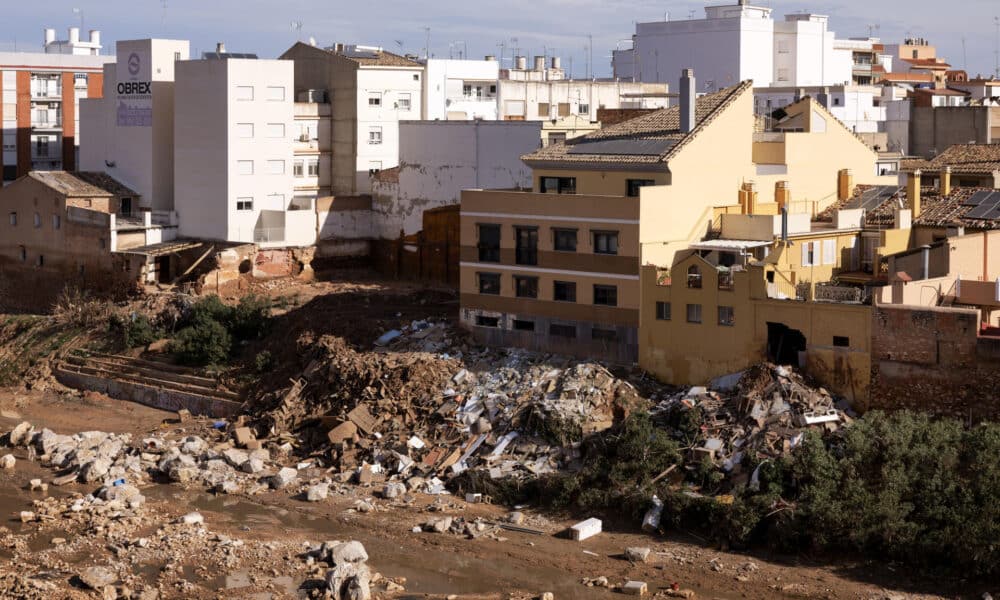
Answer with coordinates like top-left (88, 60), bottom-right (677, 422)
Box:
top-left (254, 227), bottom-right (285, 243)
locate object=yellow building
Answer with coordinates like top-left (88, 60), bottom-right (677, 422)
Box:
top-left (639, 254), bottom-right (873, 403)
top-left (460, 69), bottom-right (896, 363)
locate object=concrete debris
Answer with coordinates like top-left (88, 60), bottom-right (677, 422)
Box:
top-left (570, 518), bottom-right (602, 541)
top-left (642, 495), bottom-right (664, 532)
top-left (321, 540), bottom-right (373, 600)
top-left (270, 467), bottom-right (298, 489)
top-left (582, 576), bottom-right (610, 588)
top-left (625, 547), bottom-right (651, 563)
top-left (623, 580), bottom-right (648, 596)
top-left (0, 453), bottom-right (15, 469)
top-left (178, 512), bottom-right (204, 525)
top-left (307, 482), bottom-right (330, 502)
top-left (78, 566), bottom-right (116, 590)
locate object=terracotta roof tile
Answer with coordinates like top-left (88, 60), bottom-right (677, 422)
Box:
top-left (522, 80), bottom-right (752, 167)
top-left (927, 144), bottom-right (1000, 174)
top-left (817, 184), bottom-right (1000, 231)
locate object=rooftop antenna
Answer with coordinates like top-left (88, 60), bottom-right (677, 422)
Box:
top-left (962, 36), bottom-right (968, 72)
top-left (72, 7), bottom-right (84, 30)
top-left (867, 24), bottom-right (879, 39)
top-left (424, 26), bottom-right (431, 60)
top-left (290, 21), bottom-right (303, 42)
top-left (995, 17), bottom-right (1000, 79)
top-left (160, 0), bottom-right (168, 27)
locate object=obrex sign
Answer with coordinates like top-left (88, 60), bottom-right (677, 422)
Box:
top-left (117, 81), bottom-right (151, 95)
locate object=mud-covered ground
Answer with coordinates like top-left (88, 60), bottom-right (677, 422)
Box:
top-left (0, 389), bottom-right (981, 600)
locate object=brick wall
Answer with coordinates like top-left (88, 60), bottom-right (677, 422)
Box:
top-left (870, 305), bottom-right (1000, 421)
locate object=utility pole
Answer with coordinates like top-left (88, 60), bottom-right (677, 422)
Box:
top-left (995, 17), bottom-right (1000, 79)
top-left (587, 33), bottom-right (593, 80)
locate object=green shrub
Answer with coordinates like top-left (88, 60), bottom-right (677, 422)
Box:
top-left (254, 350), bottom-right (273, 373)
top-left (109, 312), bottom-right (161, 349)
top-left (169, 318), bottom-right (231, 366)
top-left (231, 295), bottom-right (273, 340)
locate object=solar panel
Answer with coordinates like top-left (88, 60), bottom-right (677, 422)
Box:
top-left (566, 138), bottom-right (677, 156)
top-left (962, 190), bottom-right (994, 207)
top-left (965, 201), bottom-right (1000, 220)
top-left (983, 207), bottom-right (1000, 220)
top-left (858, 186), bottom-right (899, 211)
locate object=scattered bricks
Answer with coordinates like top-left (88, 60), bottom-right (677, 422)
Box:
top-left (570, 518), bottom-right (602, 541)
top-left (327, 421), bottom-right (358, 445)
top-left (0, 454), bottom-right (15, 470)
top-left (271, 467), bottom-right (298, 489)
top-left (625, 547), bottom-right (651, 563)
top-left (623, 581), bottom-right (648, 596)
top-left (176, 409), bottom-right (192, 423)
top-left (233, 427), bottom-right (256, 448)
top-left (347, 405), bottom-right (378, 435)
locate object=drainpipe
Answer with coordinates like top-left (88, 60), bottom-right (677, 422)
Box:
top-left (921, 244), bottom-right (931, 280)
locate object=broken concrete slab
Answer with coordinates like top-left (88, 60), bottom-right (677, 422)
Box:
top-left (622, 580), bottom-right (648, 596)
top-left (570, 518), bottom-right (602, 541)
top-left (327, 421), bottom-right (358, 444)
top-left (625, 547), bottom-right (651, 563)
top-left (271, 467), bottom-right (298, 489)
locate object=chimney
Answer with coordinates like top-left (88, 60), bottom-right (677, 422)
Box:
top-left (775, 181), bottom-right (791, 212)
top-left (837, 168), bottom-right (854, 201)
top-left (940, 165), bottom-right (952, 196)
top-left (551, 56), bottom-right (561, 70)
top-left (739, 182), bottom-right (758, 215)
top-left (907, 169), bottom-right (922, 218)
top-left (216, 42), bottom-right (226, 54)
top-left (43, 28), bottom-right (56, 46)
top-left (515, 56), bottom-right (527, 70)
top-left (781, 207), bottom-right (789, 244)
top-left (484, 55), bottom-right (496, 61)
top-left (680, 68), bottom-right (696, 134)
top-left (89, 30), bottom-right (100, 45)
top-left (69, 27), bottom-right (80, 44)
top-left (534, 56), bottom-right (545, 71)
top-left (334, 43), bottom-right (345, 53)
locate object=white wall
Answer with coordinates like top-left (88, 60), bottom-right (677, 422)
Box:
top-left (370, 120), bottom-right (540, 237)
top-left (497, 80), bottom-right (668, 121)
top-left (79, 39), bottom-right (190, 211)
top-left (354, 67), bottom-right (423, 193)
top-left (423, 59), bottom-right (499, 121)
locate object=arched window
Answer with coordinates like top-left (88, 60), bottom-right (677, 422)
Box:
top-left (687, 265), bottom-right (702, 289)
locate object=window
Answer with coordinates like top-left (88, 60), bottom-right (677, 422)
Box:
top-left (266, 160), bottom-right (285, 175)
top-left (553, 228), bottom-right (577, 252)
top-left (34, 212), bottom-right (41, 228)
top-left (822, 239), bottom-right (836, 266)
top-left (36, 137), bottom-right (49, 157)
top-left (655, 301), bottom-right (671, 321)
top-left (52, 214), bottom-right (60, 230)
top-left (833, 336), bottom-right (850, 347)
top-left (515, 227), bottom-right (538, 266)
top-left (592, 328), bottom-right (617, 341)
top-left (478, 273), bottom-right (500, 295)
top-left (801, 241), bottom-right (817, 266)
top-left (237, 160), bottom-right (254, 175)
top-left (593, 284), bottom-right (617, 307)
top-left (413, 73), bottom-right (420, 81)
top-left (686, 303), bottom-right (702, 324)
top-left (549, 323), bottom-right (577, 338)
top-left (397, 93), bottom-right (411, 110)
top-left (558, 103), bottom-right (570, 117)
top-left (718, 270), bottom-right (734, 290)
top-left (8, 212), bottom-right (15, 226)
top-left (266, 123), bottom-right (285, 138)
top-left (539, 176), bottom-right (576, 194)
top-left (514, 276), bottom-right (538, 299)
top-left (368, 126), bottom-right (383, 145)
top-left (236, 197), bottom-right (253, 211)
top-left (174, 52), bottom-right (181, 61)
top-left (513, 319), bottom-right (535, 332)
top-left (18, 246), bottom-right (26, 262)
top-left (236, 123), bottom-right (254, 138)
top-left (477, 224), bottom-right (501, 262)
top-left (307, 160), bottom-right (319, 177)
top-left (36, 255), bottom-right (44, 267)
top-left (368, 92), bottom-right (382, 107)
top-left (537, 102), bottom-right (550, 118)
top-left (593, 231), bottom-right (618, 255)
top-left (489, 84), bottom-right (497, 94)
top-left (99, 238), bottom-right (106, 250)
top-left (578, 103), bottom-right (590, 115)
top-left (293, 160), bottom-right (304, 177)
top-left (718, 306), bottom-right (735, 327)
top-left (463, 84), bottom-right (472, 97)
top-left (236, 86), bottom-right (254, 101)
top-left (266, 86), bottom-right (285, 101)
top-left (554, 281), bottom-right (576, 302)
top-left (475, 315), bottom-right (499, 327)
top-left (626, 179), bottom-right (655, 197)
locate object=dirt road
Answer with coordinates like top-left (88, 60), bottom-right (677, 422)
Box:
top-left (0, 389), bottom-right (976, 599)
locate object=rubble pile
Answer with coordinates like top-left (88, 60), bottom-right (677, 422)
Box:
top-left (253, 328), bottom-right (645, 492)
top-left (652, 364), bottom-right (851, 489)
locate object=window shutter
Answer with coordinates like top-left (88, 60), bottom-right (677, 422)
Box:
top-left (823, 239), bottom-right (836, 265)
top-left (801, 242), bottom-right (811, 267)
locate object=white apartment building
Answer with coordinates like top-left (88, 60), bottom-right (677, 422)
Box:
top-left (497, 77), bottom-right (669, 122)
top-left (173, 57), bottom-right (306, 246)
top-left (612, 0), bottom-right (852, 89)
top-left (423, 58), bottom-right (499, 120)
top-left (80, 38), bottom-right (190, 212)
top-left (1, 27), bottom-right (113, 183)
top-left (281, 42), bottom-right (424, 196)
top-left (292, 98), bottom-right (332, 209)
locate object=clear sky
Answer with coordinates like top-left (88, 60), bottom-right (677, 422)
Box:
top-left (1, 0), bottom-right (998, 80)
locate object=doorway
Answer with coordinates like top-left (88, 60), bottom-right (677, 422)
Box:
top-left (120, 197), bottom-right (133, 217)
top-left (766, 322), bottom-right (807, 366)
top-left (156, 256), bottom-right (171, 284)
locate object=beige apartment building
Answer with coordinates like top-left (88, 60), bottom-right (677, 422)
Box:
top-left (459, 69), bottom-right (896, 363)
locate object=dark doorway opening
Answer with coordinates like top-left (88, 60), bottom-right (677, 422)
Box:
top-left (156, 255), bottom-right (171, 284)
top-left (767, 322), bottom-right (806, 366)
top-left (120, 197), bottom-right (133, 217)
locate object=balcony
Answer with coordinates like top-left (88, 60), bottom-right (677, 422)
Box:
top-left (31, 120), bottom-right (62, 131)
top-left (254, 227), bottom-right (285, 244)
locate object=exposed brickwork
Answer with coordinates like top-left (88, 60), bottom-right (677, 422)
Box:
top-left (870, 305), bottom-right (1000, 421)
top-left (61, 72), bottom-right (76, 170)
top-left (16, 71), bottom-right (31, 177)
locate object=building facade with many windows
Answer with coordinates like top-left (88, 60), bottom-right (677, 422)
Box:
top-left (1, 27), bottom-right (113, 184)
